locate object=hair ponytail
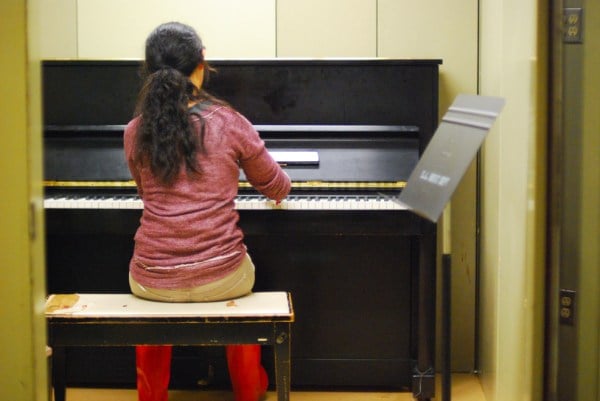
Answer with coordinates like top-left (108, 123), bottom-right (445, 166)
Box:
top-left (134, 67), bottom-right (201, 185)
top-left (133, 22), bottom-right (207, 186)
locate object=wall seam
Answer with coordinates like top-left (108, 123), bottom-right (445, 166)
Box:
top-left (376, 0), bottom-right (379, 57)
top-left (474, 0), bottom-right (482, 374)
top-left (274, 0), bottom-right (278, 58)
top-left (75, 0), bottom-right (79, 58)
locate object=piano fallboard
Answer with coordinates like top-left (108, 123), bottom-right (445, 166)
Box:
top-left (43, 124), bottom-right (420, 183)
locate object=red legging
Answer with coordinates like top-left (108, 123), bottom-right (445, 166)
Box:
top-left (136, 344), bottom-right (268, 401)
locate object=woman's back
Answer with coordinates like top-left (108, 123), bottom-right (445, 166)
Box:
top-left (125, 102), bottom-right (289, 289)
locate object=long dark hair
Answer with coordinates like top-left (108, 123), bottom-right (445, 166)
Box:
top-left (134, 22), bottom-right (213, 185)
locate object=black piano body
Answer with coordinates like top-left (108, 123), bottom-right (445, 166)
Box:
top-left (43, 59), bottom-right (441, 397)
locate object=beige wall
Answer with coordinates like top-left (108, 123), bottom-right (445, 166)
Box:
top-left (577, 0), bottom-right (600, 397)
top-left (377, 0), bottom-right (479, 372)
top-left (41, 0), bottom-right (277, 59)
top-left (478, 0), bottom-right (546, 400)
top-left (0, 1), bottom-right (47, 400)
top-left (39, 0), bottom-right (77, 58)
top-left (277, 0), bottom-right (377, 57)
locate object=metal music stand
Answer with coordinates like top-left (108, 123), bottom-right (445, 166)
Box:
top-left (395, 94), bottom-right (505, 401)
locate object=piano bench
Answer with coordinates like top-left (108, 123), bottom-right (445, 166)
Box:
top-left (45, 292), bottom-right (294, 401)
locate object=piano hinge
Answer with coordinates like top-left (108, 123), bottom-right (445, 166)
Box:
top-left (44, 180), bottom-right (137, 188)
top-left (241, 181), bottom-right (406, 189)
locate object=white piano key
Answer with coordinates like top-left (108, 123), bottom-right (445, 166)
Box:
top-left (44, 194), bottom-right (407, 211)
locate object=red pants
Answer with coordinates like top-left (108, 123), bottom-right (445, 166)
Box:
top-left (136, 345), bottom-right (268, 401)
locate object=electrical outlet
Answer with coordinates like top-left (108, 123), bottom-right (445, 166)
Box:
top-left (559, 289), bottom-right (576, 325)
top-left (564, 8), bottom-right (583, 43)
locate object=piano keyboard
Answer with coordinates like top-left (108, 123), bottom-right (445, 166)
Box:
top-left (44, 195), bottom-right (407, 211)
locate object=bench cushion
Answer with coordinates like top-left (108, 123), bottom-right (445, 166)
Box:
top-left (45, 292), bottom-right (293, 321)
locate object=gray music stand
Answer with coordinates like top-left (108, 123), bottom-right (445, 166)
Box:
top-left (396, 94), bottom-right (505, 222)
top-left (397, 93), bottom-right (504, 401)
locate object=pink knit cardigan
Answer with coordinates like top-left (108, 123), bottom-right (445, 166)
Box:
top-left (124, 104), bottom-right (291, 289)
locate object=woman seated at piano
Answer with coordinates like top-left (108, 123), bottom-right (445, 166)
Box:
top-left (123, 21), bottom-right (291, 401)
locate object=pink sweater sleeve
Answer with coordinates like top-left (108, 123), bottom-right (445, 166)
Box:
top-left (241, 147), bottom-right (291, 201)
top-left (232, 112), bottom-right (291, 201)
top-left (123, 118), bottom-right (144, 197)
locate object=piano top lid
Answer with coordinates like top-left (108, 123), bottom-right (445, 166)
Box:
top-left (42, 58), bottom-right (443, 66)
top-left (43, 59), bottom-right (441, 127)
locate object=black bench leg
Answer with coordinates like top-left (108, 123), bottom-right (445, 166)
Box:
top-left (52, 346), bottom-right (67, 401)
top-left (273, 323), bottom-right (291, 401)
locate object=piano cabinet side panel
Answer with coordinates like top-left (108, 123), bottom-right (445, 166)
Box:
top-left (45, 210), bottom-right (137, 293)
top-left (251, 233), bottom-right (415, 389)
top-left (45, 209), bottom-right (418, 390)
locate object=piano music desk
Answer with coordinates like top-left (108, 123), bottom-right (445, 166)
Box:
top-left (45, 292), bottom-right (294, 401)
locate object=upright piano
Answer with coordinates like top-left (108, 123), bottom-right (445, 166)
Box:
top-left (43, 59), bottom-right (441, 399)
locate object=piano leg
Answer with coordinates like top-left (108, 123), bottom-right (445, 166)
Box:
top-left (412, 222), bottom-right (436, 400)
top-left (52, 346), bottom-right (67, 401)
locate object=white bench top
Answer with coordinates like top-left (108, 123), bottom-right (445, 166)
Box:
top-left (45, 292), bottom-right (293, 320)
